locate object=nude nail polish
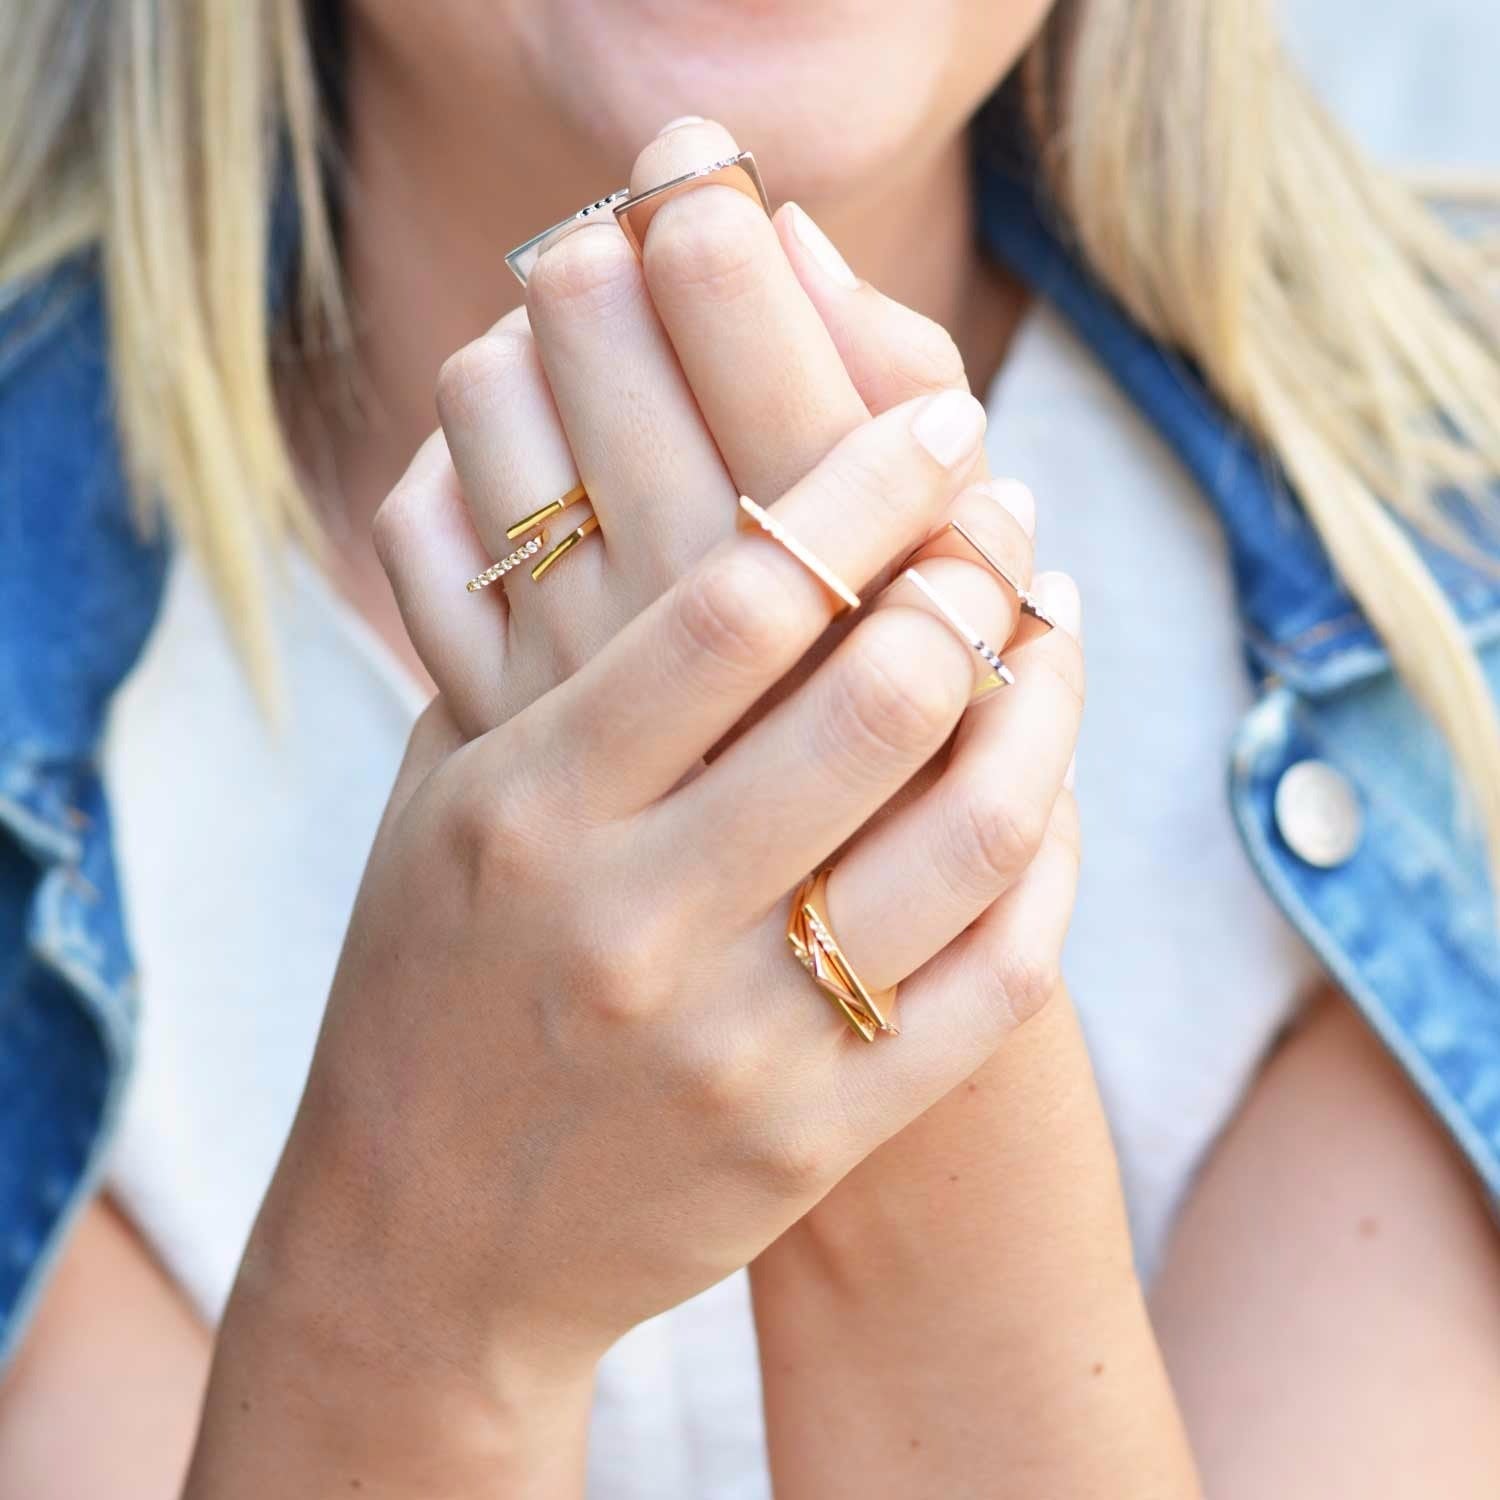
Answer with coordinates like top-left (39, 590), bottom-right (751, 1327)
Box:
top-left (983, 479), bottom-right (1036, 539)
top-left (787, 203), bottom-right (858, 289)
top-left (656, 115), bottom-right (705, 136)
top-left (912, 390), bottom-right (987, 468)
top-left (1032, 571), bottom-right (1081, 638)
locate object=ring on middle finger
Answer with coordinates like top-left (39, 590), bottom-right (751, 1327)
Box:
top-left (481, 480), bottom-right (601, 588)
top-left (613, 149), bottom-right (770, 256)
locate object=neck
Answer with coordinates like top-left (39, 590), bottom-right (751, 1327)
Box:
top-left (295, 24), bottom-right (1019, 537)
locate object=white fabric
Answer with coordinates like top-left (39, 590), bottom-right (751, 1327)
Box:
top-left (103, 303), bottom-right (1317, 1498)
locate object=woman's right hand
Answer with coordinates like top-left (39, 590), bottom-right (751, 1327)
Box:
top-left (185, 380), bottom-right (1081, 1495)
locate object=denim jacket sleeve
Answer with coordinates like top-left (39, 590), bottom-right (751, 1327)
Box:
top-left (0, 261), bottom-right (168, 1362)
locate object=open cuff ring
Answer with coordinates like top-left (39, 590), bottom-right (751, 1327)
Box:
top-left (466, 482), bottom-right (598, 593)
top-left (504, 152), bottom-right (769, 287)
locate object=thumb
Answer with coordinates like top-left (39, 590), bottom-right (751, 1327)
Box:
top-left (775, 201), bottom-right (979, 419)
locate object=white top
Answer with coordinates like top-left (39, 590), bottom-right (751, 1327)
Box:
top-left (102, 303), bottom-right (1319, 1499)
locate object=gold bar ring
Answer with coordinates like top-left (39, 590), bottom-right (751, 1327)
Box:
top-left (531, 515), bottom-right (600, 582)
top-left (505, 481), bottom-right (588, 541)
top-left (737, 495), bottom-right (861, 613)
top-left (466, 530), bottom-right (550, 593)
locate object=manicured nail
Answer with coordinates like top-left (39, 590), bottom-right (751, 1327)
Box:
top-left (1063, 753), bottom-right (1077, 791)
top-left (656, 115), bottom-right (705, 136)
top-left (787, 202), bottom-right (858, 289)
top-left (912, 390), bottom-right (987, 468)
top-left (983, 479), bottom-right (1035, 538)
top-left (1032, 571), bottom-right (1081, 638)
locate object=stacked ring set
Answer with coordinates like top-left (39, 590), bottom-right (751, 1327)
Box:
top-left (470, 150), bottom-right (1055, 1044)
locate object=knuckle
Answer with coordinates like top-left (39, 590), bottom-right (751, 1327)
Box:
top-left (1032, 632), bottom-right (1087, 716)
top-left (1049, 790), bottom-right (1084, 869)
top-left (575, 908), bottom-right (675, 1027)
top-left (673, 548), bottom-right (793, 679)
top-left (752, 1125), bottom-right (832, 1199)
top-left (833, 615), bottom-right (967, 764)
top-left (953, 787), bottom-right (1049, 894)
top-left (678, 1037), bottom-right (764, 1118)
top-left (447, 776), bottom-right (531, 899)
top-left (982, 947), bottom-right (1061, 1033)
top-left (580, 951), bottom-right (660, 1026)
top-left (526, 225), bottom-right (642, 323)
top-left (434, 330), bottom-right (532, 428)
top-left (644, 188), bottom-right (766, 306)
top-left (371, 476), bottom-right (426, 576)
top-left (883, 312), bottom-right (967, 396)
top-left (819, 439), bottom-right (906, 526)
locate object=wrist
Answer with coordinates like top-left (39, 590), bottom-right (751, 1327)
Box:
top-left (186, 1094), bottom-right (597, 1497)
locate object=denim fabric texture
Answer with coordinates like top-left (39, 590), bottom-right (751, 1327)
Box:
top-left (1, 165), bottom-right (1497, 1366)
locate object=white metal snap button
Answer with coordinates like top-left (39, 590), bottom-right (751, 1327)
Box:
top-left (1274, 759), bottom-right (1363, 869)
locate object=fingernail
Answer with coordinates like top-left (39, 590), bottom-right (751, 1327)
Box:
top-left (912, 390), bottom-right (987, 468)
top-left (1033, 571), bottom-right (1081, 638)
top-left (656, 115), bottom-right (705, 136)
top-left (1063, 753), bottom-right (1077, 791)
top-left (787, 202), bottom-right (858, 290)
top-left (982, 479), bottom-right (1035, 538)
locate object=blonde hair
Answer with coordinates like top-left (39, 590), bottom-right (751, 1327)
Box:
top-left (3, 1), bottom-right (1499, 870)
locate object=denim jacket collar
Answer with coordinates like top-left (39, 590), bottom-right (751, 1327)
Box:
top-left (972, 162), bottom-right (1500, 699)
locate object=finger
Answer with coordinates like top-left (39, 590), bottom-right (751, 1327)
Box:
top-left (372, 430), bottom-right (508, 738)
top-left (840, 793), bottom-right (1083, 1136)
top-left (434, 305), bottom-right (588, 594)
top-left (523, 209), bottom-right (734, 613)
top-left (888, 476), bottom-right (1038, 661)
top-left (775, 201), bottom-right (977, 416)
top-left (657, 597), bottom-right (977, 912)
top-left (493, 387), bottom-right (989, 821)
top-left (630, 120), bottom-right (872, 503)
top-left (822, 569), bottom-right (1083, 988)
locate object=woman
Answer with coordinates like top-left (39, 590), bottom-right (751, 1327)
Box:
top-left (2, 1), bottom-right (1499, 1495)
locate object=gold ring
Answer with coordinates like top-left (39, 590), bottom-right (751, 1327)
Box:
top-left (504, 481), bottom-right (588, 541)
top-left (737, 495), bottom-right (861, 613)
top-left (531, 515), bottom-right (600, 582)
top-left (614, 151), bottom-right (769, 257)
top-left (787, 868), bottom-right (897, 1043)
top-left (466, 531), bottom-right (550, 593)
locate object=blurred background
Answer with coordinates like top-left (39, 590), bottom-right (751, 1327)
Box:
top-left (1283, 0), bottom-right (1498, 168)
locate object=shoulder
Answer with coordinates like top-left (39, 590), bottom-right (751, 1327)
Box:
top-left (0, 259), bottom-right (169, 760)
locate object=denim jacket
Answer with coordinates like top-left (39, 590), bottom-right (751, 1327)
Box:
top-left (2, 162), bottom-right (1498, 1366)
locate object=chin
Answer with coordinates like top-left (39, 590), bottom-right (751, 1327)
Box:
top-left (518, 0), bottom-right (1050, 201)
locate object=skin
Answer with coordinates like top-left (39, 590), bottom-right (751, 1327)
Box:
top-left (6, 3), bottom-right (1500, 1497)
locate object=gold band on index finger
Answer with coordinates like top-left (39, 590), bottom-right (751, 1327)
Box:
top-left (737, 495), bottom-right (861, 613)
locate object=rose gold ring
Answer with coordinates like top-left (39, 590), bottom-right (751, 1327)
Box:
top-left (946, 520), bottom-right (1058, 648)
top-left (737, 495), bottom-right (860, 613)
top-left (613, 151), bottom-right (770, 256)
top-left (787, 868), bottom-right (897, 1043)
